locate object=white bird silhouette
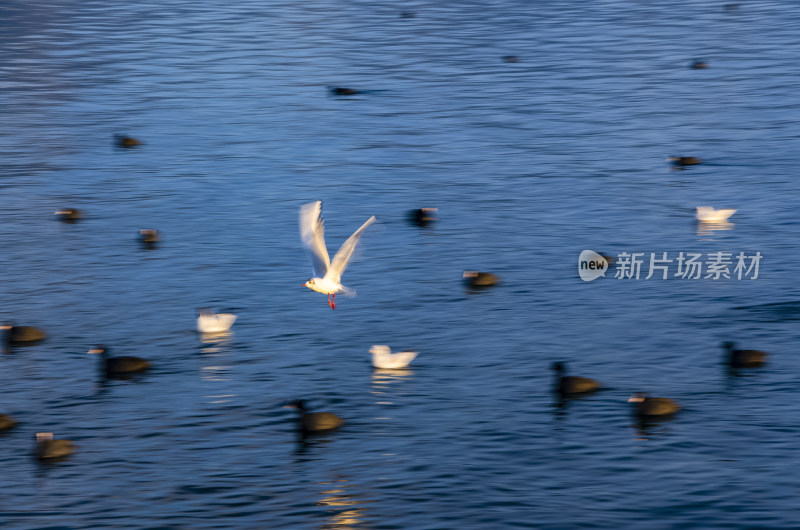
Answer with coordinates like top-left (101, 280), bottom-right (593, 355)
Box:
top-left (696, 206), bottom-right (737, 222)
top-left (197, 308), bottom-right (237, 333)
top-left (300, 201), bottom-right (376, 309)
top-left (370, 345), bottom-right (418, 369)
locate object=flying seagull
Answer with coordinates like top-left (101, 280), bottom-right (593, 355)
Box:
top-left (300, 201), bottom-right (376, 309)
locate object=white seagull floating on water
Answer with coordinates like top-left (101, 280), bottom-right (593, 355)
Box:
top-left (197, 308), bottom-right (237, 333)
top-left (696, 206), bottom-right (737, 222)
top-left (300, 201), bottom-right (376, 309)
top-left (370, 345), bottom-right (418, 369)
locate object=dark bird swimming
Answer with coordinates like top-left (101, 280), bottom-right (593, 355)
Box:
top-left (628, 393), bottom-right (680, 418)
top-left (2, 324), bottom-right (46, 346)
top-left (34, 432), bottom-right (75, 461)
top-left (408, 208), bottom-right (438, 227)
top-left (284, 399), bottom-right (344, 435)
top-left (114, 134), bottom-right (142, 148)
top-left (139, 229), bottom-right (160, 249)
top-left (667, 156), bottom-right (702, 168)
top-left (463, 271), bottom-right (500, 288)
top-left (0, 414), bottom-right (17, 431)
top-left (89, 345), bottom-right (151, 378)
top-left (722, 341), bottom-right (768, 368)
top-left (328, 86), bottom-right (361, 96)
top-left (54, 209), bottom-right (83, 223)
top-left (551, 362), bottom-right (601, 396)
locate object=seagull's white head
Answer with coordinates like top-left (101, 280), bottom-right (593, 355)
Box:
top-left (303, 278), bottom-right (323, 291)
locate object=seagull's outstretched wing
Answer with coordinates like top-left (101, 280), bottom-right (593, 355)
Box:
top-left (327, 214), bottom-right (376, 284)
top-left (299, 201), bottom-right (331, 278)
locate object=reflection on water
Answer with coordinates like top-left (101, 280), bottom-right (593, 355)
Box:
top-left (317, 476), bottom-right (370, 529)
top-left (371, 369), bottom-right (414, 403)
top-left (371, 369), bottom-right (413, 420)
top-left (200, 331), bottom-right (233, 348)
top-left (371, 368), bottom-right (414, 385)
top-left (631, 418), bottom-right (675, 441)
top-left (697, 220), bottom-right (735, 238)
top-left (200, 331), bottom-right (234, 403)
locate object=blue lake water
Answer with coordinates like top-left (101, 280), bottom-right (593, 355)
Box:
top-left (2, 0), bottom-right (800, 527)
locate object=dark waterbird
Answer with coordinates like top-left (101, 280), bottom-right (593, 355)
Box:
top-left (54, 208), bottom-right (83, 223)
top-left (722, 341), bottom-right (768, 368)
top-left (139, 229), bottom-right (160, 249)
top-left (731, 301), bottom-right (800, 322)
top-left (0, 414), bottom-right (17, 431)
top-left (551, 362), bottom-right (601, 396)
top-left (628, 393), bottom-right (680, 418)
top-left (463, 271), bottom-right (500, 288)
top-left (284, 399), bottom-right (344, 435)
top-left (34, 432), bottom-right (75, 461)
top-left (503, 55), bottom-right (519, 63)
top-left (2, 324), bottom-right (46, 346)
top-left (667, 156), bottom-right (702, 168)
top-left (328, 86), bottom-right (361, 96)
top-left (408, 208), bottom-right (438, 227)
top-left (114, 134), bottom-right (142, 148)
top-left (89, 345), bottom-right (151, 378)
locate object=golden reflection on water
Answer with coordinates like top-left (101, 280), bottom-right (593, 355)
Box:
top-left (200, 330), bottom-right (233, 347)
top-left (371, 368), bottom-right (414, 387)
top-left (317, 476), bottom-right (370, 529)
top-left (697, 220), bottom-right (734, 238)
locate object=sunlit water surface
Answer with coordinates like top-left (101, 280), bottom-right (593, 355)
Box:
top-left (2, 1), bottom-right (800, 528)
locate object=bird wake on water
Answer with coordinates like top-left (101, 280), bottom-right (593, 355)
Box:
top-left (299, 201), bottom-right (376, 309)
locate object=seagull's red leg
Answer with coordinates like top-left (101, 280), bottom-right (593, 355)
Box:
top-left (331, 293), bottom-right (336, 309)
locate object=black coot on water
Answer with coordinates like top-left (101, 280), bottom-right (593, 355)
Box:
top-left (284, 400), bottom-right (344, 436)
top-left (89, 345), bottom-right (151, 378)
top-left (551, 362), bottom-right (601, 397)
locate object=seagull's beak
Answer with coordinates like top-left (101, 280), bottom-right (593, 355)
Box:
top-left (301, 282), bottom-right (308, 287)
